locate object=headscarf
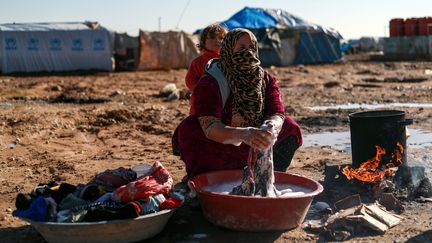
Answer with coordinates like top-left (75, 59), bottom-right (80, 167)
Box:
top-left (220, 28), bottom-right (265, 127)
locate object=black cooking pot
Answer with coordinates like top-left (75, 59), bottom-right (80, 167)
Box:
top-left (349, 110), bottom-right (413, 168)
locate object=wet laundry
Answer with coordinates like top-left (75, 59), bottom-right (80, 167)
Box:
top-left (13, 161), bottom-right (182, 223)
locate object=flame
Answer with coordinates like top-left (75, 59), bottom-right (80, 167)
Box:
top-left (341, 143), bottom-right (404, 183)
top-left (392, 142), bottom-right (404, 163)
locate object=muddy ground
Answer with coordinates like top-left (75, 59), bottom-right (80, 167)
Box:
top-left (0, 54), bottom-right (431, 242)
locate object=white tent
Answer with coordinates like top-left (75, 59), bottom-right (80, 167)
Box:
top-left (0, 22), bottom-right (114, 73)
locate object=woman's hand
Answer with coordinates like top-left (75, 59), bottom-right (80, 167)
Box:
top-left (261, 116), bottom-right (283, 138)
top-left (239, 127), bottom-right (273, 150)
top-left (202, 118), bottom-right (273, 150)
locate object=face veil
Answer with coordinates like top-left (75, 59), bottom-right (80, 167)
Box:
top-left (220, 28), bottom-right (265, 127)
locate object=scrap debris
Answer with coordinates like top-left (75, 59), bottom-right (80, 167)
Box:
top-left (304, 194), bottom-right (404, 241)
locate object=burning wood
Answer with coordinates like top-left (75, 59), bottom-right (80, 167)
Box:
top-left (340, 142), bottom-right (403, 183)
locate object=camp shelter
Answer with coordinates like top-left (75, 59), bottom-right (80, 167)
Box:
top-left (202, 7), bottom-right (342, 66)
top-left (137, 30), bottom-right (199, 70)
top-left (0, 22), bottom-right (114, 74)
top-left (358, 36), bottom-right (384, 52)
top-left (114, 33), bottom-right (140, 71)
top-left (383, 36), bottom-right (432, 60)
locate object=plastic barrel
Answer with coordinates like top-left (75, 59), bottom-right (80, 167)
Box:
top-left (390, 18), bottom-right (405, 36)
top-left (419, 17), bottom-right (432, 36)
top-left (405, 18), bottom-right (419, 36)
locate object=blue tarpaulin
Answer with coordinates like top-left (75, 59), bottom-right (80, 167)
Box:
top-left (222, 8), bottom-right (277, 30)
top-left (222, 7), bottom-right (342, 39)
top-left (294, 32), bottom-right (341, 64)
top-left (197, 7), bottom-right (343, 66)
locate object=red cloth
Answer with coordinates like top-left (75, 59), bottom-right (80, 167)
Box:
top-left (113, 161), bottom-right (173, 203)
top-left (160, 198), bottom-right (183, 210)
top-left (176, 71), bottom-right (302, 179)
top-left (185, 50), bottom-right (220, 115)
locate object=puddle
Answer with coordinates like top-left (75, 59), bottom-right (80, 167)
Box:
top-left (363, 77), bottom-right (429, 83)
top-left (307, 102), bottom-right (432, 111)
top-left (0, 103), bottom-right (13, 108)
top-left (302, 128), bottom-right (432, 151)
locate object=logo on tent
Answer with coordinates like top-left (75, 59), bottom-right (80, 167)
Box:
top-left (93, 38), bottom-right (105, 51)
top-left (72, 38), bottom-right (83, 51)
top-left (49, 38), bottom-right (62, 51)
top-left (5, 37), bottom-right (17, 50)
top-left (27, 38), bottom-right (39, 51)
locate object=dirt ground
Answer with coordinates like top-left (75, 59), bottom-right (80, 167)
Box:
top-left (1, 54), bottom-right (432, 242)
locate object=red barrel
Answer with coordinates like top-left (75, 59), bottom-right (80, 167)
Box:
top-left (390, 18), bottom-right (405, 36)
top-left (419, 17), bottom-right (432, 35)
top-left (405, 18), bottom-right (419, 36)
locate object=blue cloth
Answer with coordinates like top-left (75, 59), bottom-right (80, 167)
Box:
top-left (140, 197), bottom-right (160, 215)
top-left (13, 196), bottom-right (47, 222)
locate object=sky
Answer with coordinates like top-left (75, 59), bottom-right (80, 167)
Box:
top-left (1, 0), bottom-right (431, 39)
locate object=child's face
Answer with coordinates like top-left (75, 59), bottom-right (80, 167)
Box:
top-left (204, 33), bottom-right (224, 52)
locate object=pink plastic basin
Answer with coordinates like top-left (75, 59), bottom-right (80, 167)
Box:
top-left (189, 170), bottom-right (323, 232)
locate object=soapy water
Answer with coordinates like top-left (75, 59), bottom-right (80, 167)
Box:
top-left (203, 180), bottom-right (312, 197)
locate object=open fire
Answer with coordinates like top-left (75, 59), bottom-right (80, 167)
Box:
top-left (318, 111), bottom-right (431, 241)
top-left (340, 142), bottom-right (404, 183)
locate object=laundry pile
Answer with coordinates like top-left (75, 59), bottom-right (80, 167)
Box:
top-left (13, 161), bottom-right (182, 223)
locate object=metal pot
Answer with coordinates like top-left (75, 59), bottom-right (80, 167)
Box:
top-left (349, 110), bottom-right (412, 168)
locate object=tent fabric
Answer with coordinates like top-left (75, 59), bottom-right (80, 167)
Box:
top-left (0, 22), bottom-right (114, 73)
top-left (199, 7), bottom-right (343, 66)
top-left (280, 36), bottom-right (299, 66)
top-left (223, 7), bottom-right (278, 30)
top-left (114, 33), bottom-right (140, 71)
top-left (252, 28), bottom-right (282, 67)
top-left (264, 8), bottom-right (342, 39)
top-left (221, 7), bottom-right (342, 39)
top-left (294, 32), bottom-right (341, 64)
top-left (358, 37), bottom-right (383, 52)
top-left (137, 31), bottom-right (199, 70)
